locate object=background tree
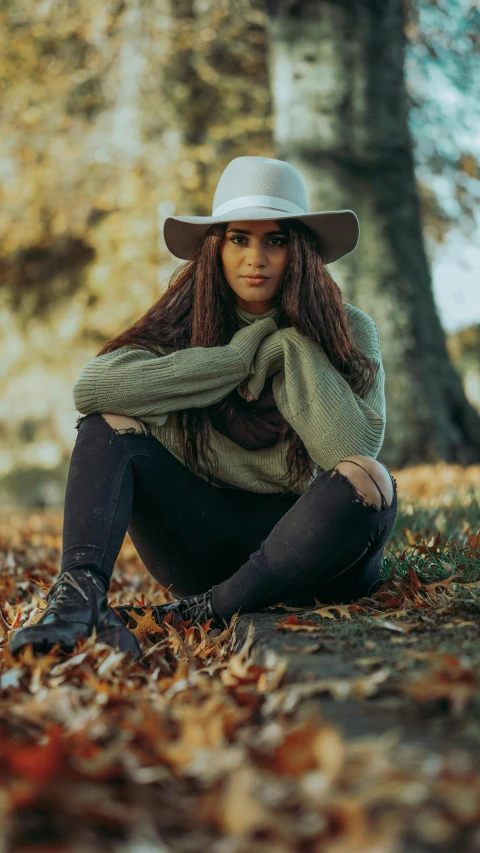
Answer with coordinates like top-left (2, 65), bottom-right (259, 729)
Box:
top-left (263, 0), bottom-right (480, 466)
top-left (404, 0), bottom-right (480, 245)
top-left (0, 0), bottom-right (273, 505)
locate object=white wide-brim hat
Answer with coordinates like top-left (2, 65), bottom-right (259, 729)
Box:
top-left (163, 156), bottom-right (359, 264)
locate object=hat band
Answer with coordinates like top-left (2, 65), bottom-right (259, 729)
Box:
top-left (212, 195), bottom-right (307, 217)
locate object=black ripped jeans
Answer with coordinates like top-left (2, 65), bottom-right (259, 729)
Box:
top-left (61, 412), bottom-right (398, 621)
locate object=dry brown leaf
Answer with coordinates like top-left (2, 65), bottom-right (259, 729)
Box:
top-left (371, 608), bottom-right (409, 619)
top-left (310, 604), bottom-right (364, 620)
top-left (267, 717), bottom-right (345, 780)
top-left (126, 609), bottom-right (166, 644)
top-left (0, 610), bottom-right (9, 638)
top-left (207, 764), bottom-right (273, 835)
top-left (401, 653), bottom-right (477, 718)
top-left (276, 614), bottom-right (322, 632)
top-left (422, 575), bottom-right (459, 595)
top-left (30, 577), bottom-right (51, 590)
top-left (263, 667), bottom-right (391, 713)
top-left (21, 599), bottom-right (48, 628)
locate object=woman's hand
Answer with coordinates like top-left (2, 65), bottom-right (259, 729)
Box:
top-left (238, 382), bottom-right (255, 402)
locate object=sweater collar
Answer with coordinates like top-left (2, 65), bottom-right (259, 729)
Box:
top-left (235, 304), bottom-right (278, 325)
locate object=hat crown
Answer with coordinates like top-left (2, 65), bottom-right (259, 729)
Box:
top-left (212, 156), bottom-right (309, 216)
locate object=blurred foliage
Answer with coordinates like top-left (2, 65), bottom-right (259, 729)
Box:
top-left (0, 0), bottom-right (271, 322)
top-left (0, 0), bottom-right (272, 492)
top-left (446, 322), bottom-right (480, 415)
top-left (404, 0), bottom-right (480, 242)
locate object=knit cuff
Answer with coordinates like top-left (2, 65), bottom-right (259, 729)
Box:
top-left (247, 330), bottom-right (285, 400)
top-left (229, 317), bottom-right (278, 372)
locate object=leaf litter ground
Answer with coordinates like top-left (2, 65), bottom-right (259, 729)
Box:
top-left (0, 462), bottom-right (479, 853)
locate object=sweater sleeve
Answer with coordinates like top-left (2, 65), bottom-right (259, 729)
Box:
top-left (245, 330), bottom-right (285, 400)
top-left (72, 317), bottom-right (278, 428)
top-left (247, 310), bottom-right (386, 470)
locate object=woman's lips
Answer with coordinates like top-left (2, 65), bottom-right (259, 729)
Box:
top-left (244, 276), bottom-right (270, 285)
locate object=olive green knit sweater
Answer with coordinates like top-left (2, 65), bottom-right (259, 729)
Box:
top-left (72, 302), bottom-right (386, 495)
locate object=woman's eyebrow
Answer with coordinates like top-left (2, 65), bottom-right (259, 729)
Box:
top-left (226, 228), bottom-right (285, 236)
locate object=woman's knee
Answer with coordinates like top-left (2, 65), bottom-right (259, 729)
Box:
top-left (330, 455), bottom-right (394, 509)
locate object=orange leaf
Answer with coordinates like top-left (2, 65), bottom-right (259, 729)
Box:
top-left (11, 607), bottom-right (22, 630)
top-left (310, 605), bottom-right (357, 620)
top-left (467, 529), bottom-right (479, 551)
top-left (404, 528), bottom-right (417, 545)
top-left (422, 574), bottom-right (459, 595)
top-left (4, 726), bottom-right (65, 782)
top-left (127, 609), bottom-right (165, 644)
top-left (29, 577), bottom-right (51, 590)
top-left (276, 615), bottom-right (321, 632)
top-left (408, 565), bottom-right (421, 591)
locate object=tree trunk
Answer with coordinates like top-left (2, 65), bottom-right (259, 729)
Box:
top-left (265, 0), bottom-right (480, 466)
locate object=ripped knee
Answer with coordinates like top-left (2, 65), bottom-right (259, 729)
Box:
top-left (330, 461), bottom-right (394, 511)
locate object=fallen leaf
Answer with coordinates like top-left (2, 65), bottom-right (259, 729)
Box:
top-left (30, 577), bottom-right (51, 590)
top-left (207, 764), bottom-right (273, 835)
top-left (401, 654), bottom-right (477, 718)
top-left (3, 725), bottom-right (65, 782)
top-left (268, 717), bottom-right (345, 779)
top-left (263, 668), bottom-right (391, 713)
top-left (124, 609), bottom-right (165, 644)
top-left (309, 605), bottom-right (358, 620)
top-left (276, 615), bottom-right (322, 632)
top-left (372, 608), bottom-right (409, 620)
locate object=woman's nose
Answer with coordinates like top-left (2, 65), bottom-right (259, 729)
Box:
top-left (246, 243), bottom-right (267, 265)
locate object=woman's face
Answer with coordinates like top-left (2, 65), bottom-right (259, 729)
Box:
top-left (220, 219), bottom-right (289, 314)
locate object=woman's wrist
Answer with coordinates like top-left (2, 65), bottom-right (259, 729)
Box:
top-left (228, 317), bottom-right (279, 373)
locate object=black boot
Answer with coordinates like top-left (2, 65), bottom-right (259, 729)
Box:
top-left (114, 589), bottom-right (227, 631)
top-left (8, 569), bottom-right (142, 660)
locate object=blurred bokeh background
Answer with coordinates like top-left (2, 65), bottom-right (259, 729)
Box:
top-left (1, 0), bottom-right (479, 508)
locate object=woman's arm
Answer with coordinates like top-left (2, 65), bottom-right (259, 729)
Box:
top-left (241, 329), bottom-right (285, 400)
top-left (243, 311), bottom-right (386, 470)
top-left (73, 317), bottom-right (278, 428)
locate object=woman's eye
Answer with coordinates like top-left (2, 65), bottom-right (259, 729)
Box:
top-left (229, 236), bottom-right (286, 246)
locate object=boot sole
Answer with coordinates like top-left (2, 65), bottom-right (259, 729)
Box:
top-left (9, 623), bottom-right (142, 660)
top-left (9, 627), bottom-right (77, 657)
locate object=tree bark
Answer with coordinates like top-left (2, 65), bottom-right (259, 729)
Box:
top-left (265, 0), bottom-right (480, 466)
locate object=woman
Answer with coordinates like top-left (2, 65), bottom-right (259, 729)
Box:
top-left (9, 156), bottom-right (397, 661)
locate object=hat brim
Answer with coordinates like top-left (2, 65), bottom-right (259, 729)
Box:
top-left (163, 208), bottom-right (359, 264)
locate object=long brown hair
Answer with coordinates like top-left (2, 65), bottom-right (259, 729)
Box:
top-left (96, 219), bottom-right (376, 492)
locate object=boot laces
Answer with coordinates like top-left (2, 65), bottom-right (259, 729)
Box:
top-left (180, 591), bottom-right (212, 624)
top-left (46, 572), bottom-right (89, 610)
